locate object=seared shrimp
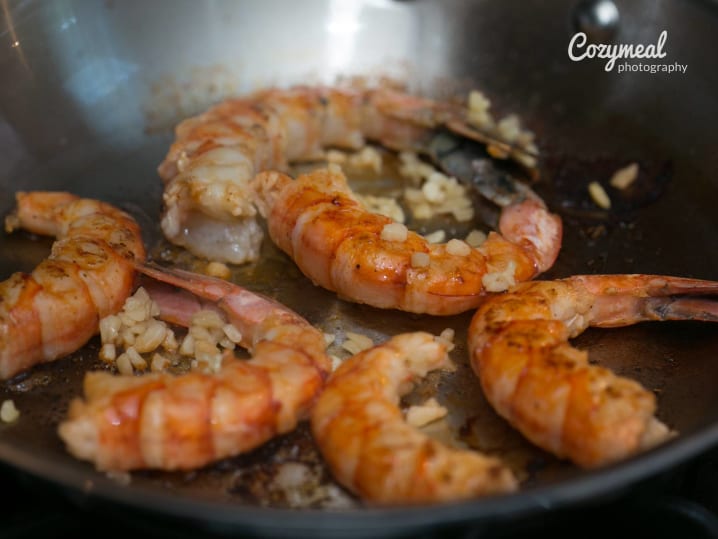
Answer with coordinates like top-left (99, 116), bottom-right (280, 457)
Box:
top-left (251, 167), bottom-right (561, 315)
top-left (158, 85), bottom-right (538, 264)
top-left (311, 332), bottom-right (517, 505)
top-left (1, 192), bottom-right (145, 379)
top-left (468, 274), bottom-right (718, 468)
top-left (58, 264), bottom-right (330, 471)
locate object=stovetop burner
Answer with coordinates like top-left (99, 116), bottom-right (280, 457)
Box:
top-left (5, 446), bottom-right (718, 539)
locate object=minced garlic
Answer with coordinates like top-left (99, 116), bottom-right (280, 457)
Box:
top-left (588, 181), bottom-right (611, 209)
top-left (406, 398), bottom-right (448, 427)
top-left (424, 230), bottom-right (446, 244)
top-left (465, 229), bottom-right (488, 247)
top-left (0, 399), bottom-right (19, 423)
top-left (206, 261), bottom-right (231, 279)
top-left (446, 239), bottom-right (471, 256)
top-left (411, 252), bottom-right (430, 268)
top-left (609, 162), bottom-right (639, 190)
top-left (341, 332), bottom-right (374, 355)
top-left (380, 223), bottom-right (408, 242)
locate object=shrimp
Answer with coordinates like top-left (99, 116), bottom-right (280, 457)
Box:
top-left (250, 167), bottom-right (561, 315)
top-left (311, 332), bottom-right (517, 505)
top-left (1, 192), bottom-right (145, 379)
top-left (468, 274), bottom-right (718, 468)
top-left (158, 85), bottom-right (540, 265)
top-left (58, 264), bottom-right (331, 471)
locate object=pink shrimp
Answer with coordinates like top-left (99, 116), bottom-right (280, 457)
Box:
top-left (58, 264), bottom-right (330, 471)
top-left (311, 332), bottom-right (517, 505)
top-left (468, 274), bottom-right (718, 468)
top-left (1, 192), bottom-right (145, 379)
top-left (250, 167), bottom-right (561, 315)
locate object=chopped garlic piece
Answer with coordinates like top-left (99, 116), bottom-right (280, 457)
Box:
top-left (206, 261), bottom-right (231, 279)
top-left (588, 181), bottom-right (611, 209)
top-left (116, 353), bottom-right (134, 375)
top-left (411, 252), bottom-right (430, 268)
top-left (342, 332), bottom-right (374, 355)
top-left (465, 229), bottom-right (488, 247)
top-left (0, 399), bottom-right (19, 423)
top-left (446, 239), bottom-right (471, 256)
top-left (222, 324), bottom-right (243, 344)
top-left (344, 332), bottom-right (374, 350)
top-left (424, 230), bottom-right (446, 244)
top-left (100, 343), bottom-right (117, 362)
top-left (609, 162), bottom-right (639, 190)
top-left (405, 398), bottom-right (448, 427)
top-left (380, 222), bottom-right (408, 242)
top-left (126, 347), bottom-right (147, 370)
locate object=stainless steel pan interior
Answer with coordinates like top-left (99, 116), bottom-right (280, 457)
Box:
top-left (1, 1), bottom-right (718, 537)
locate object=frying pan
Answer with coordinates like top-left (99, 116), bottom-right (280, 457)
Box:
top-left (2, 0), bottom-right (718, 537)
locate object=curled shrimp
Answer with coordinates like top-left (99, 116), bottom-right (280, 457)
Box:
top-left (1, 192), bottom-right (145, 379)
top-left (58, 264), bottom-right (330, 471)
top-left (468, 274), bottom-right (718, 468)
top-left (311, 332), bottom-right (517, 505)
top-left (250, 167), bottom-right (561, 315)
top-left (158, 85), bottom-right (539, 265)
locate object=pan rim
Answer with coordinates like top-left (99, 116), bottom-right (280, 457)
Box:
top-left (2, 420), bottom-right (718, 533)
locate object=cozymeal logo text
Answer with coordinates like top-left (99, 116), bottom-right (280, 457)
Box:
top-left (568, 30), bottom-right (687, 74)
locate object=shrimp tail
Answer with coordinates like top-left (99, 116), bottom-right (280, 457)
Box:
top-left (137, 263), bottom-right (235, 303)
top-left (136, 263), bottom-right (324, 358)
top-left (645, 297), bottom-right (718, 322)
top-left (426, 130), bottom-right (540, 208)
top-left (580, 275), bottom-right (718, 327)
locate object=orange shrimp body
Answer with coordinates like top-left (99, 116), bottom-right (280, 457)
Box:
top-left (311, 332), bottom-right (517, 505)
top-left (251, 168), bottom-right (561, 315)
top-left (1, 192), bottom-right (145, 379)
top-left (58, 265), bottom-right (330, 471)
top-left (468, 274), bottom-right (718, 468)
